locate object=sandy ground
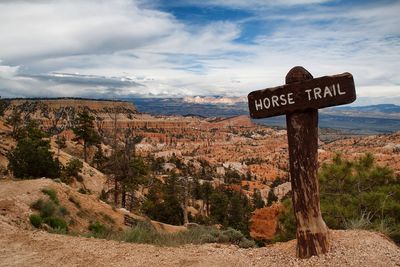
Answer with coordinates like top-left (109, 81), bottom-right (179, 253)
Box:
top-left (0, 178), bottom-right (399, 266)
top-left (0, 220), bottom-right (399, 267)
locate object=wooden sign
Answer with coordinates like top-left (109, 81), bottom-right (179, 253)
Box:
top-left (247, 66), bottom-right (356, 259)
top-left (248, 73), bottom-right (356, 119)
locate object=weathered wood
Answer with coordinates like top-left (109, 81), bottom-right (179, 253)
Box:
top-left (285, 66), bottom-right (330, 258)
top-left (248, 72), bottom-right (355, 119)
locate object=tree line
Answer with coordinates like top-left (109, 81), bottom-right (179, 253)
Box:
top-left (4, 108), bottom-right (267, 237)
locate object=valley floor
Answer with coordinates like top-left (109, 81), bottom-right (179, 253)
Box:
top-left (0, 220), bottom-right (399, 267)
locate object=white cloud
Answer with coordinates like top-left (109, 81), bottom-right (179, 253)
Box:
top-left (0, 0), bottom-right (399, 104)
top-left (0, 0), bottom-right (178, 63)
top-left (158, 0), bottom-right (333, 9)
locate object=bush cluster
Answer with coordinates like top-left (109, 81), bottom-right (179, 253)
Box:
top-left (275, 154), bottom-right (400, 244)
top-left (7, 121), bottom-right (61, 179)
top-left (86, 221), bottom-right (255, 248)
top-left (61, 158), bottom-right (83, 184)
top-left (29, 188), bottom-right (68, 232)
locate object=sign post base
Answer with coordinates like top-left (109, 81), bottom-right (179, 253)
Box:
top-left (286, 66), bottom-right (330, 258)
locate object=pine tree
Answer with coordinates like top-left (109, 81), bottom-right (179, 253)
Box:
top-left (6, 109), bottom-right (22, 137)
top-left (227, 190), bottom-right (252, 235)
top-left (0, 99), bottom-right (10, 117)
top-left (209, 186), bottom-right (253, 235)
top-left (61, 158), bottom-right (83, 184)
top-left (142, 173), bottom-right (183, 225)
top-left (72, 109), bottom-right (100, 162)
top-left (92, 145), bottom-right (107, 170)
top-left (209, 188), bottom-right (229, 225)
top-left (201, 181), bottom-right (213, 215)
top-left (253, 189), bottom-right (265, 209)
top-left (276, 153), bottom-right (400, 244)
top-left (55, 135), bottom-right (66, 158)
top-left (7, 120), bottom-right (60, 179)
top-left (267, 188), bottom-right (278, 206)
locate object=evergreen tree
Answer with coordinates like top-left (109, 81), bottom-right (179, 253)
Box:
top-left (141, 180), bottom-right (163, 219)
top-left (267, 189), bottom-right (278, 206)
top-left (6, 109), bottom-right (22, 137)
top-left (92, 145), bottom-right (107, 170)
top-left (191, 177), bottom-right (203, 200)
top-left (103, 147), bottom-right (149, 209)
top-left (72, 109), bottom-right (100, 162)
top-left (227, 190), bottom-right (252, 235)
top-left (142, 173), bottom-right (183, 225)
top-left (253, 189), bottom-right (265, 209)
top-left (209, 188), bottom-right (229, 225)
top-left (161, 173), bottom-right (184, 225)
top-left (224, 169), bottom-right (242, 184)
top-left (209, 186), bottom-right (253, 236)
top-left (55, 135), bottom-right (67, 158)
top-left (276, 153), bottom-right (400, 244)
top-left (61, 158), bottom-right (83, 184)
top-left (201, 181), bottom-right (213, 215)
top-left (122, 156), bottom-right (149, 209)
top-left (7, 121), bottom-right (60, 179)
top-left (0, 99), bottom-right (10, 117)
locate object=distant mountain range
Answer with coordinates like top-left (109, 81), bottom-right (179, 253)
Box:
top-left (126, 98), bottom-right (400, 134)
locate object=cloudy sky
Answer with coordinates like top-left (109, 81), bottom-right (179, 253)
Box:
top-left (0, 0), bottom-right (399, 104)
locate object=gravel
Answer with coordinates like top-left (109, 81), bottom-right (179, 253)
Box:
top-left (0, 220), bottom-right (399, 267)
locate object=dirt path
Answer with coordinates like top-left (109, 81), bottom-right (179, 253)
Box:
top-left (0, 179), bottom-right (399, 266)
top-left (0, 220), bottom-right (399, 267)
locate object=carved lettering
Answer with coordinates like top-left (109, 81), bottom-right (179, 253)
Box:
top-left (305, 89), bottom-right (312, 101)
top-left (248, 73), bottom-right (356, 119)
top-left (337, 83), bottom-right (346, 95)
top-left (255, 99), bottom-right (263, 111)
top-left (323, 86), bottom-right (333, 98)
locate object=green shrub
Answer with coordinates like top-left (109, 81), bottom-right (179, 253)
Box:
top-left (31, 198), bottom-right (56, 218)
top-left (121, 222), bottom-right (159, 244)
top-left (89, 221), bottom-right (107, 234)
top-left (30, 199), bottom-right (44, 210)
top-left (44, 216), bottom-right (67, 230)
top-left (275, 153), bottom-right (400, 244)
top-left (29, 214), bottom-right (43, 228)
top-left (222, 228), bottom-right (245, 244)
top-left (40, 200), bottom-right (56, 218)
top-left (238, 239), bottom-right (256, 248)
top-left (85, 223), bottom-right (256, 248)
top-left (200, 233), bottom-right (218, 243)
top-left (59, 206), bottom-right (69, 216)
top-left (61, 158), bottom-right (83, 184)
top-left (41, 188), bottom-right (59, 204)
top-left (100, 212), bottom-right (115, 224)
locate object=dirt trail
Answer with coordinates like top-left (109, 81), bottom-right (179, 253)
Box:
top-left (0, 179), bottom-right (399, 266)
top-left (0, 220), bottom-right (399, 267)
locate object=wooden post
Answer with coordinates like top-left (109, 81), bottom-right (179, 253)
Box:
top-left (248, 66), bottom-right (356, 258)
top-left (285, 66), bottom-right (330, 258)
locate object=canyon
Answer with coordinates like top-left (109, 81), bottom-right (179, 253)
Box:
top-left (1, 98), bottom-right (400, 244)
